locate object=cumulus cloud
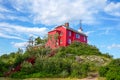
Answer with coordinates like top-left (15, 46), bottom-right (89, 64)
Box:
top-left (0, 4), bottom-right (30, 22)
top-left (1, 0), bottom-right (119, 25)
top-left (99, 17), bottom-right (120, 21)
top-left (101, 28), bottom-right (113, 35)
top-left (9, 0), bottom-right (32, 13)
top-left (8, 0), bottom-right (107, 25)
top-left (104, 2), bottom-right (120, 16)
top-left (107, 44), bottom-right (120, 49)
top-left (0, 22), bottom-right (48, 40)
top-left (96, 27), bottom-right (115, 36)
top-left (0, 5), bottom-right (10, 12)
top-left (0, 13), bottom-right (29, 22)
top-left (85, 31), bottom-right (95, 36)
top-left (0, 32), bottom-right (25, 40)
top-left (11, 42), bottom-right (28, 48)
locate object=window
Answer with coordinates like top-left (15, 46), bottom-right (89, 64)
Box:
top-left (56, 39), bottom-right (59, 46)
top-left (76, 34), bottom-right (80, 39)
top-left (68, 31), bottom-right (71, 36)
top-left (60, 39), bottom-right (63, 44)
top-left (56, 42), bottom-right (59, 46)
top-left (60, 32), bottom-right (63, 36)
top-left (68, 39), bottom-right (71, 44)
top-left (84, 36), bottom-right (86, 41)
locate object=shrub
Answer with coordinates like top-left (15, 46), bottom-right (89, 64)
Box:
top-left (99, 66), bottom-right (108, 77)
top-left (71, 63), bottom-right (89, 78)
top-left (59, 70), bottom-right (69, 78)
top-left (106, 70), bottom-right (120, 80)
top-left (56, 41), bottom-right (102, 57)
top-left (21, 61), bottom-right (33, 74)
top-left (10, 72), bottom-right (27, 78)
top-left (99, 59), bottom-right (120, 80)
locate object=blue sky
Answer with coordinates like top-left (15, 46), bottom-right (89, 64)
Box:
top-left (0, 0), bottom-right (120, 58)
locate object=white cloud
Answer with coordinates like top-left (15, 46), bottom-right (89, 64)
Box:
top-left (0, 13), bottom-right (29, 22)
top-left (11, 42), bottom-right (28, 48)
top-left (97, 27), bottom-right (114, 35)
top-left (0, 5), bottom-right (11, 12)
top-left (0, 13), bottom-right (6, 19)
top-left (0, 32), bottom-right (25, 40)
top-left (104, 2), bottom-right (120, 16)
top-left (1, 0), bottom-right (120, 25)
top-left (0, 0), bottom-right (2, 3)
top-left (99, 17), bottom-right (120, 21)
top-left (0, 4), bottom-right (30, 22)
top-left (107, 44), bottom-right (120, 49)
top-left (8, 0), bottom-right (107, 25)
top-left (101, 28), bottom-right (113, 35)
top-left (85, 31), bottom-right (95, 36)
top-left (9, 0), bottom-right (31, 13)
top-left (0, 22), bottom-right (48, 40)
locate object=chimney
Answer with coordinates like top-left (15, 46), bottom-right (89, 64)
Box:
top-left (64, 22), bottom-right (69, 28)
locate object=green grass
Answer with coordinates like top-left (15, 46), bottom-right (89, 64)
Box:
top-left (98, 77), bottom-right (106, 80)
top-left (0, 77), bottom-right (81, 80)
top-left (24, 78), bottom-right (80, 80)
top-left (0, 77), bottom-right (106, 80)
top-left (0, 77), bottom-right (20, 80)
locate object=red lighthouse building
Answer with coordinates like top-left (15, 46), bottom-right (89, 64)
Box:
top-left (46, 22), bottom-right (87, 49)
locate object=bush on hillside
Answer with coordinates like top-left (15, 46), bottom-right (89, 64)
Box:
top-left (0, 39), bottom-right (113, 78)
top-left (56, 41), bottom-right (102, 57)
top-left (10, 57), bottom-right (90, 78)
top-left (34, 57), bottom-right (71, 76)
top-left (99, 58), bottom-right (120, 80)
top-left (71, 62), bottom-right (89, 78)
top-left (99, 66), bottom-right (108, 77)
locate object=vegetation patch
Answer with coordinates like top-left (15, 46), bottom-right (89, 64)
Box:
top-left (0, 37), bottom-right (116, 79)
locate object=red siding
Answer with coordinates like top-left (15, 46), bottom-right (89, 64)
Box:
top-left (46, 26), bottom-right (87, 49)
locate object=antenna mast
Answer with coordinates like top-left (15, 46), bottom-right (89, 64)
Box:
top-left (80, 20), bottom-right (83, 31)
top-left (80, 20), bottom-right (82, 28)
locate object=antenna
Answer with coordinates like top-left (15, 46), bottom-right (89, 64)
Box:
top-left (80, 20), bottom-right (82, 28)
top-left (80, 20), bottom-right (83, 31)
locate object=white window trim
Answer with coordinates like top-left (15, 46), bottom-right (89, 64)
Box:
top-left (84, 36), bottom-right (86, 41)
top-left (69, 31), bottom-right (71, 36)
top-left (76, 34), bottom-right (80, 39)
top-left (68, 39), bottom-right (71, 44)
top-left (60, 39), bottom-right (63, 44)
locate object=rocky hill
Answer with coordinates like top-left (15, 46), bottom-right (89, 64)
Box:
top-left (0, 41), bottom-right (113, 79)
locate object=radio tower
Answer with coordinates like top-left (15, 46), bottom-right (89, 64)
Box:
top-left (78, 20), bottom-right (83, 32)
top-left (80, 20), bottom-right (83, 31)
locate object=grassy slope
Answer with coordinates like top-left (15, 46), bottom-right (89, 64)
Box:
top-left (0, 77), bottom-right (106, 80)
top-left (0, 42), bottom-right (111, 79)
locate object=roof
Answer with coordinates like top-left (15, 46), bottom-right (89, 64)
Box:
top-left (66, 27), bottom-right (87, 36)
top-left (48, 25), bottom-right (87, 37)
top-left (48, 25), bottom-right (63, 33)
top-left (48, 29), bottom-right (58, 33)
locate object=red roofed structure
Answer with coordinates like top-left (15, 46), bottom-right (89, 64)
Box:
top-left (46, 22), bottom-right (87, 49)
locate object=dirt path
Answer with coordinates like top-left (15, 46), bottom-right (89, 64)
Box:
top-left (80, 77), bottom-right (98, 80)
top-left (0, 77), bottom-right (99, 80)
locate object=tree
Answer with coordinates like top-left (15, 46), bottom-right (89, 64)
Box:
top-left (17, 48), bottom-right (23, 54)
top-left (0, 54), bottom-right (8, 59)
top-left (28, 36), bottom-right (34, 47)
top-left (35, 37), bottom-right (42, 45)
